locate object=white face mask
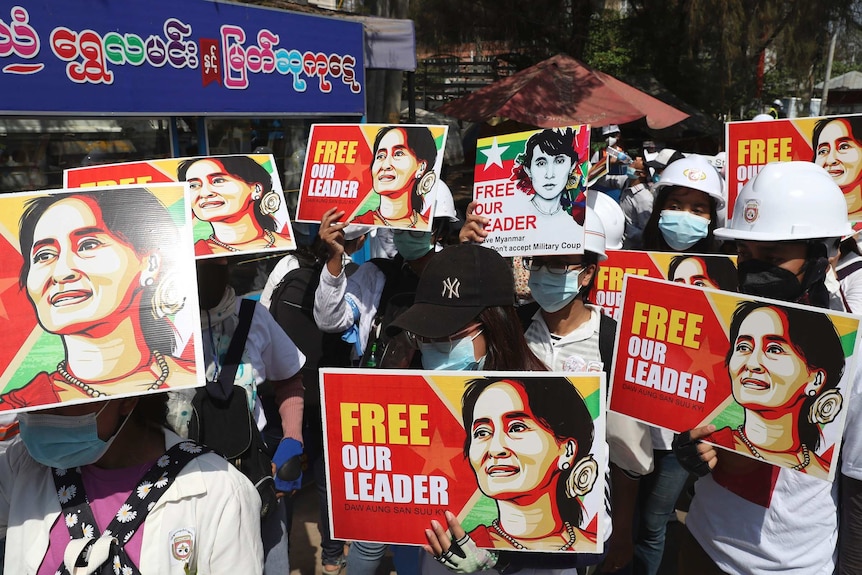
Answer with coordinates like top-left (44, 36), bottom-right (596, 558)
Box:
top-left (606, 136), bottom-right (618, 147)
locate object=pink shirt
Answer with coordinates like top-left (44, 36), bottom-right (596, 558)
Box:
top-left (38, 459), bottom-right (155, 575)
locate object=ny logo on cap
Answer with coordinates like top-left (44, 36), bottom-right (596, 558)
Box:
top-left (441, 277), bottom-right (460, 299)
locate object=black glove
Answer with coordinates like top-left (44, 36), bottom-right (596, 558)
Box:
top-left (672, 431), bottom-right (712, 477)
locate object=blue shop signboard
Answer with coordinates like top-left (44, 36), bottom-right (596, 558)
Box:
top-left (0, 1), bottom-right (365, 115)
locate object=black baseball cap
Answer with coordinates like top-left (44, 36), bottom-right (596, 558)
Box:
top-left (387, 244), bottom-right (515, 339)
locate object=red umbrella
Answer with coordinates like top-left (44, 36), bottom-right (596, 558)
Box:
top-left (437, 54), bottom-right (689, 129)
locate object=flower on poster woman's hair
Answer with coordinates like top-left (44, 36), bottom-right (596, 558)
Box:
top-left (809, 388), bottom-right (843, 425)
top-left (259, 190), bottom-right (281, 216)
top-left (565, 455), bottom-right (598, 498)
top-left (560, 192), bottom-right (586, 225)
top-left (512, 155), bottom-right (534, 196)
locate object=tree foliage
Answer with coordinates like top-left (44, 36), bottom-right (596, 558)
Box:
top-left (412, 0), bottom-right (861, 118)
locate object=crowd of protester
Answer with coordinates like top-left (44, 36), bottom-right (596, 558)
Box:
top-left (2, 119), bottom-right (862, 575)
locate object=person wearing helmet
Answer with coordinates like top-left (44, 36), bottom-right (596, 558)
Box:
top-left (620, 149), bottom-right (685, 250)
top-left (459, 207), bottom-right (652, 573)
top-left (671, 161), bottom-right (853, 574)
top-left (768, 99), bottom-right (785, 119)
top-left (641, 154), bottom-right (726, 253)
top-left (752, 113), bottom-right (775, 122)
top-left (588, 190), bottom-right (625, 250)
top-left (523, 207), bottom-right (652, 573)
top-left (633, 153), bottom-right (727, 575)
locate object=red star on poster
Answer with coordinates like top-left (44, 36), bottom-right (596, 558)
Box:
top-left (0, 275), bottom-right (20, 320)
top-left (682, 334), bottom-right (728, 388)
top-left (344, 158), bottom-right (367, 183)
top-left (413, 428), bottom-right (464, 479)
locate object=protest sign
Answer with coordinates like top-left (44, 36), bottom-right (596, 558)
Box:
top-left (727, 113), bottom-right (862, 221)
top-left (472, 126), bottom-right (591, 257)
top-left (593, 250), bottom-right (737, 320)
top-left (321, 369), bottom-right (606, 552)
top-left (295, 124), bottom-right (448, 231)
top-left (0, 183), bottom-right (204, 413)
top-left (609, 275), bottom-right (859, 481)
top-left (64, 154), bottom-right (295, 258)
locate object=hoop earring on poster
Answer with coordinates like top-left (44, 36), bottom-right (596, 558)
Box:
top-left (565, 455), bottom-right (598, 498)
top-left (252, 184), bottom-right (262, 201)
top-left (805, 371), bottom-right (825, 398)
top-left (557, 439), bottom-right (575, 471)
top-left (417, 171), bottom-right (437, 196)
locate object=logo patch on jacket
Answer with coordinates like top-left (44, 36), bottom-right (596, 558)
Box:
top-left (170, 528), bottom-right (195, 562)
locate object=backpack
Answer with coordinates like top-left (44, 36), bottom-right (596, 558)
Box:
top-left (188, 299), bottom-right (278, 520)
top-left (268, 255), bottom-right (357, 419)
top-left (359, 256), bottom-right (422, 369)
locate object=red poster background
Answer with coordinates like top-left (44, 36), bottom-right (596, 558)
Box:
top-left (726, 118), bottom-right (816, 218)
top-left (322, 370), bottom-right (476, 545)
top-left (296, 124), bottom-right (447, 230)
top-left (609, 275), bottom-right (731, 432)
top-left (65, 161), bottom-right (175, 188)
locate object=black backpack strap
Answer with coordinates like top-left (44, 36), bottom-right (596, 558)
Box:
top-left (837, 259), bottom-right (862, 281)
top-left (368, 256), bottom-right (407, 315)
top-left (598, 312), bottom-right (617, 376)
top-left (210, 298), bottom-right (256, 402)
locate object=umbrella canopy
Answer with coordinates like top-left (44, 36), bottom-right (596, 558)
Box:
top-left (437, 54), bottom-right (689, 130)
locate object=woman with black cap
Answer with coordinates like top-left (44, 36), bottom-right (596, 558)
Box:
top-left (389, 243), bottom-right (621, 575)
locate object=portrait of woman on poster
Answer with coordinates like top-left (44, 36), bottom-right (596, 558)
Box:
top-left (667, 254), bottom-right (738, 291)
top-left (713, 300), bottom-right (845, 479)
top-left (178, 155), bottom-right (292, 255)
top-left (462, 376), bottom-right (599, 552)
top-left (0, 188), bottom-right (196, 410)
top-left (512, 127), bottom-right (588, 225)
top-left (812, 116), bottom-right (862, 218)
top-left (352, 125), bottom-right (440, 230)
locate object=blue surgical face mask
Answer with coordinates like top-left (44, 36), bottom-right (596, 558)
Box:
top-left (19, 403), bottom-right (129, 469)
top-left (626, 165), bottom-right (638, 179)
top-left (393, 231), bottom-right (434, 261)
top-left (657, 210), bottom-right (710, 251)
top-left (419, 330), bottom-right (485, 371)
top-left (528, 267), bottom-right (585, 312)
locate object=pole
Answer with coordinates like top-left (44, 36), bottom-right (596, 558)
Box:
top-left (821, 29), bottom-right (839, 113)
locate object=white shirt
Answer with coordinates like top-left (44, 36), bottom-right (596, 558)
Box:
top-left (687, 296), bottom-right (847, 574)
top-left (618, 183), bottom-right (654, 250)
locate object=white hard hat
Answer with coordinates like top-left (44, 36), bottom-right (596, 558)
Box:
top-left (601, 124), bottom-right (620, 136)
top-left (343, 224), bottom-right (373, 241)
top-left (584, 205), bottom-right (608, 261)
top-left (586, 191), bottom-right (624, 250)
top-left (654, 154), bottom-right (726, 210)
top-left (432, 180), bottom-right (459, 222)
top-left (752, 113), bottom-right (775, 122)
top-left (714, 161), bottom-right (853, 242)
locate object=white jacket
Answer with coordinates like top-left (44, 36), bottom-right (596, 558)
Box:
top-left (0, 430), bottom-right (263, 574)
top-left (314, 261), bottom-right (387, 356)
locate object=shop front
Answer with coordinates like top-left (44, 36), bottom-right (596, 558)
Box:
top-left (0, 0), bottom-right (368, 196)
